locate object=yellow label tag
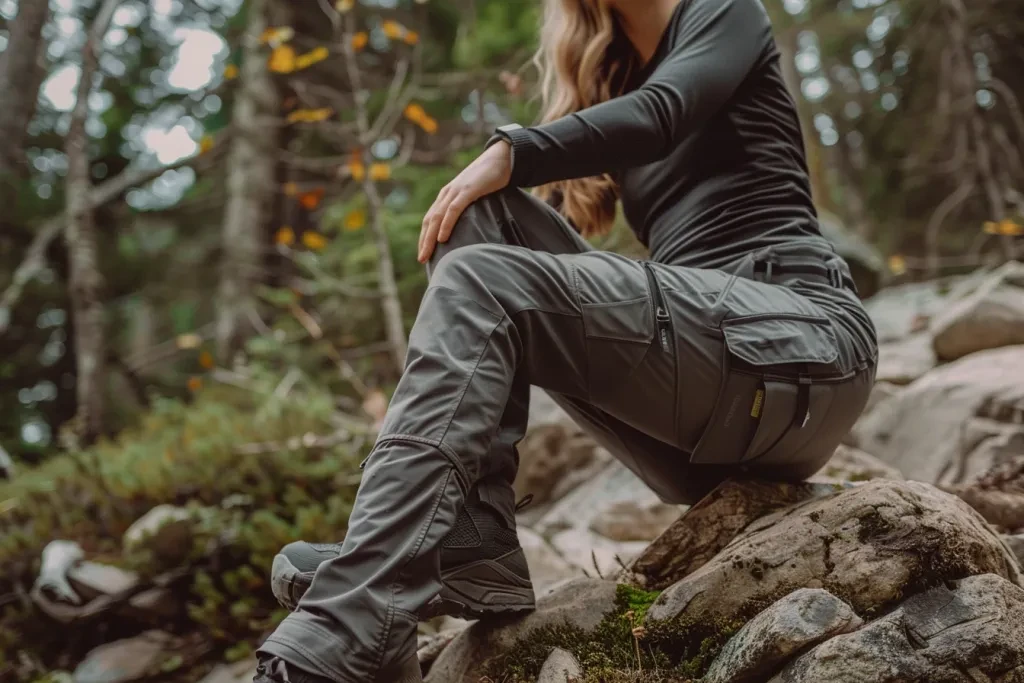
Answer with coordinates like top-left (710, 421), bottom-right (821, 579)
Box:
top-left (750, 389), bottom-right (764, 418)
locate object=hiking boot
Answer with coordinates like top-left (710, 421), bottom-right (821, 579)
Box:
top-left (254, 654), bottom-right (422, 683)
top-left (271, 496), bottom-right (536, 620)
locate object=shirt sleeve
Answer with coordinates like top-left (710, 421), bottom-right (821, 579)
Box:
top-left (502, 0), bottom-right (773, 188)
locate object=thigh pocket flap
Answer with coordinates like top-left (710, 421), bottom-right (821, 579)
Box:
top-left (689, 315), bottom-right (840, 466)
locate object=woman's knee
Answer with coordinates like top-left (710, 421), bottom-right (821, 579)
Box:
top-left (430, 243), bottom-right (511, 298)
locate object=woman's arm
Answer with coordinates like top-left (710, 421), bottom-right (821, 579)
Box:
top-left (502, 0), bottom-right (773, 188)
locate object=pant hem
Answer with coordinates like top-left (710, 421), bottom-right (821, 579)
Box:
top-left (259, 618), bottom-right (363, 683)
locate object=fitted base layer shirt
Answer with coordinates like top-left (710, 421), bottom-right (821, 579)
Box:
top-left (499, 0), bottom-right (825, 270)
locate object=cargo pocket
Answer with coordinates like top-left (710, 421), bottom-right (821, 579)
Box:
top-left (582, 296), bottom-right (653, 401)
top-left (689, 314), bottom-right (840, 466)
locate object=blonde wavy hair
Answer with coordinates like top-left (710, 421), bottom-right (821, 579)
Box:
top-left (532, 0), bottom-right (640, 237)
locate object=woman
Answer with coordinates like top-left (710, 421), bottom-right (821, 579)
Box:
top-left (254, 0), bottom-right (878, 680)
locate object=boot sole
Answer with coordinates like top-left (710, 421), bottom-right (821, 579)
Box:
top-left (271, 549), bottom-right (536, 620)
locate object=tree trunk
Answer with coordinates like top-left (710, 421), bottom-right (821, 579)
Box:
top-left (64, 0), bottom-right (122, 445)
top-left (0, 0), bottom-right (50, 180)
top-left (215, 0), bottom-right (282, 361)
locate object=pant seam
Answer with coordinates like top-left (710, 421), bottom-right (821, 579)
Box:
top-left (373, 467), bottom-right (454, 677)
top-left (569, 262), bottom-right (593, 402)
top-left (373, 433), bottom-right (470, 493)
top-left (437, 315), bottom-right (506, 450)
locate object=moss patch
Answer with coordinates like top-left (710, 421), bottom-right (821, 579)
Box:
top-left (479, 584), bottom-right (743, 682)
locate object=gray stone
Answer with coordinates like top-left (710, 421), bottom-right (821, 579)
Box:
top-left (932, 261), bottom-right (1024, 361)
top-left (646, 480), bottom-right (1022, 628)
top-left (770, 574), bottom-right (1024, 683)
top-left (876, 332), bottom-right (937, 385)
top-left (33, 540), bottom-right (85, 605)
top-left (549, 528), bottom-right (647, 578)
top-left (852, 345), bottom-right (1024, 483)
top-left (537, 647), bottom-right (582, 683)
top-left (73, 631), bottom-right (180, 683)
top-left (197, 658), bottom-right (259, 683)
top-left (123, 504), bottom-right (194, 564)
top-left (815, 445), bottom-right (904, 483)
top-left (518, 527), bottom-right (584, 593)
top-left (863, 271), bottom-right (988, 343)
top-left (703, 589), bottom-right (862, 683)
top-left (67, 562), bottom-right (139, 602)
top-left (127, 587), bottom-right (179, 619)
top-left (589, 499), bottom-right (684, 542)
top-left (424, 578), bottom-right (617, 683)
top-left (1005, 534), bottom-right (1024, 567)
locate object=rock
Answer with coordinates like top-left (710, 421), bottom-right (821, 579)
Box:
top-left (418, 628), bottom-right (463, 671)
top-left (516, 388), bottom-right (611, 506)
top-left (549, 528), bottom-right (647, 578)
top-left (589, 499), bottom-right (684, 542)
top-left (862, 381), bottom-right (900, 417)
top-left (533, 459), bottom-right (664, 540)
top-left (815, 445), bottom-right (904, 483)
top-left (122, 504), bottom-right (193, 565)
top-left (852, 345), bottom-right (1024, 483)
top-left (703, 588), bottom-right (862, 683)
top-left (863, 271), bottom-right (988, 343)
top-left (941, 456), bottom-right (1024, 531)
top-left (932, 261), bottom-right (1024, 361)
top-left (73, 631), bottom-right (181, 683)
top-left (646, 480), bottom-right (1022, 628)
top-left (537, 647), bottom-right (582, 683)
top-left (127, 587), bottom-right (179, 619)
top-left (196, 658), bottom-right (259, 683)
top-left (67, 562), bottom-right (140, 602)
top-left (518, 527), bottom-right (584, 593)
top-left (33, 539), bottom-right (85, 607)
top-left (424, 578), bottom-right (617, 682)
top-left (1005, 534), bottom-right (1024, 566)
top-left (0, 443), bottom-right (14, 479)
top-left (875, 332), bottom-right (937, 385)
top-left (769, 574), bottom-right (1024, 683)
top-left (626, 479), bottom-right (843, 590)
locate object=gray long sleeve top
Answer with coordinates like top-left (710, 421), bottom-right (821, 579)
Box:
top-left (502, 0), bottom-right (828, 269)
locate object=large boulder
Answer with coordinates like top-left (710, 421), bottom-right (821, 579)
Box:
top-left (645, 480), bottom-right (1022, 626)
top-left (769, 573), bottom-right (1024, 683)
top-left (815, 445), bottom-right (904, 483)
top-left (931, 261), bottom-right (1024, 361)
top-left (73, 631), bottom-right (182, 683)
top-left (863, 271), bottom-right (989, 343)
top-left (875, 332), bottom-right (936, 385)
top-left (851, 345), bottom-right (1024, 484)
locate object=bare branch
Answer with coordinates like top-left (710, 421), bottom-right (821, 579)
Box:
top-left (925, 177), bottom-right (976, 278)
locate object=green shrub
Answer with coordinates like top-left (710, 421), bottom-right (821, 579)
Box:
top-left (0, 383), bottom-right (365, 679)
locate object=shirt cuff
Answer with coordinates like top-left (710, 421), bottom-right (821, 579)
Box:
top-left (486, 126), bottom-right (538, 188)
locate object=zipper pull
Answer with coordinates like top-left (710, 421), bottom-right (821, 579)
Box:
top-left (656, 307), bottom-right (671, 352)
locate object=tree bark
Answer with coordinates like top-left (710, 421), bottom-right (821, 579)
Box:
top-left (0, 0), bottom-right (50, 179)
top-left (215, 0), bottom-right (282, 361)
top-left (64, 0), bottom-right (122, 445)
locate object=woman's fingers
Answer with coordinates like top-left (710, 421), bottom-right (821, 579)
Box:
top-left (437, 192), bottom-right (471, 245)
top-left (419, 186), bottom-right (451, 261)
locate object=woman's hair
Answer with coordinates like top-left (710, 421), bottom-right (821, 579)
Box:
top-left (532, 0), bottom-right (639, 237)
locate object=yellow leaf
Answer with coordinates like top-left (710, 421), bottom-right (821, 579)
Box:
top-left (351, 31), bottom-right (369, 51)
top-left (287, 107), bottom-right (333, 123)
top-left (275, 226), bottom-right (296, 246)
top-left (302, 231), bottom-right (328, 250)
top-left (261, 26), bottom-right (295, 47)
top-left (403, 30), bottom-right (419, 45)
top-left (344, 209), bottom-right (367, 231)
top-left (888, 254), bottom-right (907, 276)
top-left (224, 64), bottom-right (239, 80)
top-left (283, 182), bottom-right (299, 196)
top-left (998, 219), bottom-right (1024, 236)
top-left (296, 46), bottom-right (330, 70)
top-left (335, 0), bottom-right (355, 11)
top-left (348, 159), bottom-right (366, 181)
top-left (403, 103), bottom-right (425, 123)
top-left (198, 350), bottom-right (215, 370)
top-left (382, 20), bottom-right (404, 39)
top-left (199, 135), bottom-right (214, 155)
top-left (419, 115), bottom-right (438, 134)
top-left (268, 45), bottom-right (297, 73)
top-left (187, 376), bottom-right (203, 393)
top-left (176, 333), bottom-right (203, 349)
top-left (369, 162), bottom-right (391, 181)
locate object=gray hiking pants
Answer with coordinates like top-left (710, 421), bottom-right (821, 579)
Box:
top-left (257, 188), bottom-right (878, 682)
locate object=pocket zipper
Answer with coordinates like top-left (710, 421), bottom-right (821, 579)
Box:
top-left (643, 263), bottom-right (672, 353)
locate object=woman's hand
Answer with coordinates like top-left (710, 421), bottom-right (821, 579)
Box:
top-left (418, 141), bottom-right (513, 263)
